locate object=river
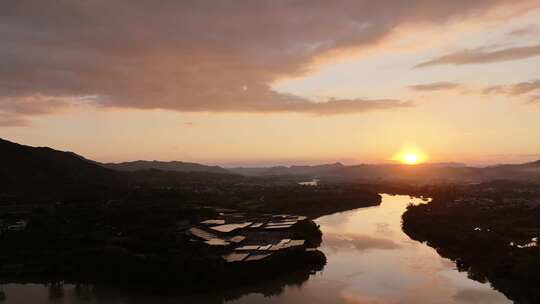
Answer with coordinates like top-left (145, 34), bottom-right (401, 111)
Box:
top-left (0, 194), bottom-right (510, 303)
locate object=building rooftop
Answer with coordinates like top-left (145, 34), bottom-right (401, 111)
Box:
top-left (210, 222), bottom-right (253, 233)
top-left (223, 252), bottom-right (249, 262)
top-left (188, 227), bottom-right (216, 241)
top-left (236, 245), bottom-right (260, 251)
top-left (201, 219), bottom-right (226, 225)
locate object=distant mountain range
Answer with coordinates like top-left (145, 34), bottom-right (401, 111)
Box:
top-left (103, 160), bottom-right (229, 174)
top-left (228, 161), bottom-right (540, 184)
top-left (1, 137), bottom-right (539, 201)
top-left (229, 162), bottom-right (346, 176)
top-left (521, 159), bottom-right (540, 167)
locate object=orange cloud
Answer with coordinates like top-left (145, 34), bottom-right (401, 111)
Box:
top-left (415, 44), bottom-right (540, 68)
top-left (0, 94), bottom-right (92, 126)
top-left (528, 95), bottom-right (540, 104)
top-left (483, 79), bottom-right (540, 96)
top-left (408, 80), bottom-right (540, 106)
top-left (0, 113), bottom-right (27, 127)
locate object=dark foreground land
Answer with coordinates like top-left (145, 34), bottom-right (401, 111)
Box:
top-left (8, 137), bottom-right (540, 301)
top-left (402, 181), bottom-right (540, 304)
top-left (0, 184), bottom-right (380, 293)
top-left (0, 137), bottom-right (382, 292)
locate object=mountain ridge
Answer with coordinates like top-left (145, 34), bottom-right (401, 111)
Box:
top-left (103, 160), bottom-right (230, 174)
top-left (0, 138), bottom-right (241, 201)
top-left (0, 138), bottom-right (120, 200)
top-left (229, 162), bottom-right (345, 176)
top-left (1, 137), bottom-right (539, 200)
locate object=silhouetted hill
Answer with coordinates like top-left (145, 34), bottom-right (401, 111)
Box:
top-left (0, 138), bottom-right (121, 201)
top-left (2, 136), bottom-right (538, 201)
top-left (527, 160), bottom-right (540, 166)
top-left (231, 161), bottom-right (540, 184)
top-left (127, 168), bottom-right (244, 187)
top-left (0, 138), bottom-right (242, 201)
top-left (103, 160), bottom-right (229, 174)
top-left (339, 162), bottom-right (540, 183)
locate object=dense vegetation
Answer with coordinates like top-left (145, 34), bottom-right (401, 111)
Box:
top-left (0, 138), bottom-right (385, 292)
top-left (402, 183), bottom-right (540, 304)
top-left (0, 197), bottom-right (325, 291)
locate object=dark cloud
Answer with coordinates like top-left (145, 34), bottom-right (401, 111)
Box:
top-left (415, 44), bottom-right (540, 68)
top-left (0, 0), bottom-right (537, 118)
top-left (409, 82), bottom-right (462, 91)
top-left (508, 79), bottom-right (540, 95)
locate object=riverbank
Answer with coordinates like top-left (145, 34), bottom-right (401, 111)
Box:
top-left (402, 184), bottom-right (540, 303)
top-left (1, 194), bottom-right (515, 303)
top-left (220, 184), bottom-right (383, 219)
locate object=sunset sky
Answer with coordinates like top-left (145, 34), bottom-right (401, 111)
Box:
top-left (1, 1), bottom-right (540, 166)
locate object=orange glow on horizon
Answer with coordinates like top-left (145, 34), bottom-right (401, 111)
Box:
top-left (402, 153), bottom-right (420, 165)
top-left (392, 146), bottom-right (428, 165)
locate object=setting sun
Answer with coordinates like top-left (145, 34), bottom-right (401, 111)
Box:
top-left (392, 146), bottom-right (428, 165)
top-left (402, 153), bottom-right (420, 165)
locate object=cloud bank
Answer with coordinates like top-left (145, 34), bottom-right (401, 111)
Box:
top-left (409, 79), bottom-right (540, 106)
top-left (0, 0), bottom-right (538, 125)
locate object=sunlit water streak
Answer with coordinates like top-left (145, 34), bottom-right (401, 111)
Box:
top-left (1, 194), bottom-right (510, 303)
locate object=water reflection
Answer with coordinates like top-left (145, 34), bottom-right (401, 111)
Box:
top-left (307, 194), bottom-right (510, 304)
top-left (219, 194), bottom-right (510, 304)
top-left (0, 267), bottom-right (321, 304)
top-left (323, 232), bottom-right (402, 252)
top-left (0, 194), bottom-right (511, 304)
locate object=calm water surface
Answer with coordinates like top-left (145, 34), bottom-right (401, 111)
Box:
top-left (1, 194), bottom-right (510, 303)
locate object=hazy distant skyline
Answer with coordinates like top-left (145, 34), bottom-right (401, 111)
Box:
top-left (1, 1), bottom-right (540, 165)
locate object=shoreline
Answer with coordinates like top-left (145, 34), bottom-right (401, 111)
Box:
top-left (402, 185), bottom-right (540, 303)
